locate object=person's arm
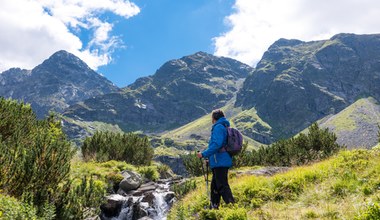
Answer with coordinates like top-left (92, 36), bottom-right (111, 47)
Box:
top-left (202, 125), bottom-right (225, 158)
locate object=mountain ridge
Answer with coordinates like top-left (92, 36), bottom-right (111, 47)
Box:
top-left (236, 33), bottom-right (380, 142)
top-left (63, 51), bottom-right (253, 136)
top-left (0, 50), bottom-right (119, 118)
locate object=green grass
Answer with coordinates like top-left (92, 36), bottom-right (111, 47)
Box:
top-left (154, 146), bottom-right (188, 157)
top-left (168, 149), bottom-right (380, 220)
top-left (63, 116), bottom-right (123, 134)
top-left (231, 107), bottom-right (271, 131)
top-left (324, 97), bottom-right (380, 133)
top-left (298, 97), bottom-right (380, 136)
top-left (162, 102), bottom-right (266, 151)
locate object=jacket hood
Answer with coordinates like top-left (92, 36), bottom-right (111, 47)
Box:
top-left (213, 117), bottom-right (230, 128)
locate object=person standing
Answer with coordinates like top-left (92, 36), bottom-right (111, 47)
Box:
top-left (197, 109), bottom-right (235, 209)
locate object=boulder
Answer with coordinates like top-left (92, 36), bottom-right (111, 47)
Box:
top-left (141, 191), bottom-right (155, 205)
top-left (119, 170), bottom-right (142, 192)
top-left (164, 192), bottom-right (175, 204)
top-left (100, 194), bottom-right (126, 218)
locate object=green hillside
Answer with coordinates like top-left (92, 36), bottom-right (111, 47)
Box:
top-left (319, 97), bottom-right (380, 149)
top-left (168, 149), bottom-right (380, 220)
top-left (161, 100), bottom-right (267, 150)
top-left (295, 97), bottom-right (380, 149)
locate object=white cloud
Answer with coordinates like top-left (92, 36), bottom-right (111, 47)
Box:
top-left (213, 0), bottom-right (380, 66)
top-left (0, 0), bottom-right (140, 72)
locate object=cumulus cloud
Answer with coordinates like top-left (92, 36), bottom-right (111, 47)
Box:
top-left (213, 0), bottom-right (380, 66)
top-left (0, 0), bottom-right (139, 72)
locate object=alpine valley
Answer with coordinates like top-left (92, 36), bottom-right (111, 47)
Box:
top-left (2, 33), bottom-right (379, 150)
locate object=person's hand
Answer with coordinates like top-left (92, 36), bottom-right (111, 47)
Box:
top-left (196, 152), bottom-right (203, 158)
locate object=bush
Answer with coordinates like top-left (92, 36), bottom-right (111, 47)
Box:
top-left (238, 123), bottom-right (343, 167)
top-left (0, 194), bottom-right (38, 220)
top-left (82, 131), bottom-right (154, 165)
top-left (172, 179), bottom-right (197, 199)
top-left (0, 98), bottom-right (74, 214)
top-left (181, 152), bottom-right (204, 177)
top-left (54, 176), bottom-right (106, 219)
top-left (356, 202), bottom-right (380, 220)
top-left (138, 166), bottom-right (160, 181)
top-left (0, 98), bottom-right (107, 219)
top-left (157, 163), bottom-right (174, 179)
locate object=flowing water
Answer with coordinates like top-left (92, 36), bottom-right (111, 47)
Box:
top-left (101, 181), bottom-right (175, 220)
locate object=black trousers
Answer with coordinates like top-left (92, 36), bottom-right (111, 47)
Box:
top-left (210, 167), bottom-right (235, 208)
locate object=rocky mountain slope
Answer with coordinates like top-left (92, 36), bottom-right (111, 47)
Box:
top-left (317, 97), bottom-right (380, 149)
top-left (236, 33), bottom-right (380, 142)
top-left (64, 52), bottom-right (253, 133)
top-left (0, 51), bottom-right (119, 118)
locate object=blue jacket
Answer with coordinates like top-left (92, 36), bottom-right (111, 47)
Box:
top-left (201, 117), bottom-right (232, 169)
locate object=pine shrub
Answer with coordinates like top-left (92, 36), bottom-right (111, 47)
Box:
top-left (81, 131), bottom-right (153, 165)
top-left (239, 123), bottom-right (343, 167)
top-left (0, 98), bottom-right (74, 214)
top-left (181, 151), bottom-right (203, 177)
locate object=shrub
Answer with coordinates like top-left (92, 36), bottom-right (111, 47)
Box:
top-left (181, 152), bottom-right (204, 177)
top-left (223, 207), bottom-right (247, 220)
top-left (82, 131), bottom-right (154, 165)
top-left (0, 194), bottom-right (38, 220)
top-left (238, 123), bottom-right (343, 167)
top-left (356, 202), bottom-right (380, 220)
top-left (172, 179), bottom-right (197, 199)
top-left (157, 163), bottom-right (174, 179)
top-left (138, 166), bottom-right (160, 181)
top-left (0, 98), bottom-right (74, 214)
top-left (54, 176), bottom-right (106, 219)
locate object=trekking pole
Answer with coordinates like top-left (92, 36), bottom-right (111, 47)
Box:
top-left (198, 151), bottom-right (211, 208)
top-left (205, 158), bottom-right (211, 207)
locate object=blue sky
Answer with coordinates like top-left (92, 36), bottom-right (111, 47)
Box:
top-left (1, 0), bottom-right (380, 88)
top-left (97, 0), bottom-right (235, 87)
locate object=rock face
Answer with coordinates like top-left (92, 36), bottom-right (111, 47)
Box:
top-left (0, 50), bottom-right (119, 118)
top-left (236, 33), bottom-right (380, 141)
top-left (64, 52), bottom-right (252, 133)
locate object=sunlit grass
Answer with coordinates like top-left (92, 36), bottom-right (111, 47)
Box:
top-left (169, 150), bottom-right (380, 220)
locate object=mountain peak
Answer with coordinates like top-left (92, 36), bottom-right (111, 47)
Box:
top-left (40, 50), bottom-right (91, 72)
top-left (0, 50), bottom-right (119, 118)
top-left (194, 51), bottom-right (210, 57)
top-left (269, 38), bottom-right (304, 49)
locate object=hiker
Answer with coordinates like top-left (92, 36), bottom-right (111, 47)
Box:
top-left (197, 109), bottom-right (235, 209)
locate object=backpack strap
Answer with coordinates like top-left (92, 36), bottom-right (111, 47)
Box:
top-left (218, 123), bottom-right (228, 153)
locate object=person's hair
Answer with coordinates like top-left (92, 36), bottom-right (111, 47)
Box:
top-left (212, 109), bottom-right (225, 121)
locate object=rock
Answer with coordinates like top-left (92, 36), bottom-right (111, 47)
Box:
top-left (141, 192), bottom-right (155, 205)
top-left (119, 170), bottom-right (142, 192)
top-left (100, 194), bottom-right (126, 218)
top-left (117, 188), bottom-right (127, 196)
top-left (139, 182), bottom-right (157, 192)
top-left (138, 217), bottom-right (153, 220)
top-left (164, 192), bottom-right (175, 204)
top-left (126, 182), bottom-right (156, 197)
